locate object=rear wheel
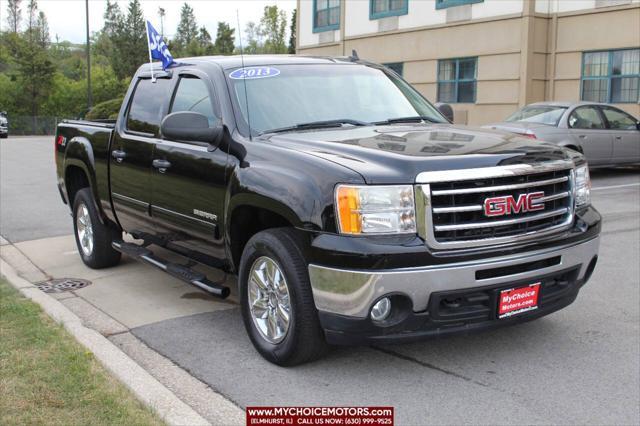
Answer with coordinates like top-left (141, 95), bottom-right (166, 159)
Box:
top-left (239, 228), bottom-right (328, 366)
top-left (72, 188), bottom-right (121, 269)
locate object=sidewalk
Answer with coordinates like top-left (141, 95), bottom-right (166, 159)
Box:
top-left (0, 234), bottom-right (244, 426)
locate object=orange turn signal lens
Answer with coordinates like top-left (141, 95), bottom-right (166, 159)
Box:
top-left (336, 186), bottom-right (362, 234)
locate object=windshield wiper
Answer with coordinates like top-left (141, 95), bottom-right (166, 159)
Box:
top-left (260, 119), bottom-right (370, 135)
top-left (373, 116), bottom-right (441, 125)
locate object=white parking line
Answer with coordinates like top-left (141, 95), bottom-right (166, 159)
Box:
top-left (592, 182), bottom-right (640, 191)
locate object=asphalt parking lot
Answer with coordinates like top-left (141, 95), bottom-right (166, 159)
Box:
top-left (1, 136), bottom-right (639, 425)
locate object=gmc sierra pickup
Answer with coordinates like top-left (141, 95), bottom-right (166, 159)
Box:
top-left (55, 55), bottom-right (601, 366)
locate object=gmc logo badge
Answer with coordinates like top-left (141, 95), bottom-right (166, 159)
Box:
top-left (484, 192), bottom-right (545, 217)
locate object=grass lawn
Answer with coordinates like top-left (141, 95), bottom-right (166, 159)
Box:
top-left (0, 279), bottom-right (163, 426)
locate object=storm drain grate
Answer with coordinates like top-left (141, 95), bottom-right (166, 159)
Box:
top-left (35, 278), bottom-right (92, 293)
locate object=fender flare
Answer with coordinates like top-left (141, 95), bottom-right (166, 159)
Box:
top-left (226, 192), bottom-right (305, 231)
top-left (63, 137), bottom-right (107, 225)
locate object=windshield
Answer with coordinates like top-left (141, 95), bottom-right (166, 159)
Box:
top-left (227, 64), bottom-right (445, 134)
top-left (506, 105), bottom-right (567, 126)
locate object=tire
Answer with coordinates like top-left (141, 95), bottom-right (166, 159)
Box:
top-left (72, 188), bottom-right (121, 269)
top-left (0, 134), bottom-right (7, 139)
top-left (239, 228), bottom-right (328, 366)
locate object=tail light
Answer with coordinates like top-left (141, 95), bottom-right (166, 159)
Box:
top-left (55, 135), bottom-right (66, 157)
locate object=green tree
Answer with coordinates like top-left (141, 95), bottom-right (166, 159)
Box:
top-left (243, 21), bottom-right (262, 54)
top-left (110, 0), bottom-right (146, 80)
top-left (35, 11), bottom-right (48, 48)
top-left (196, 26), bottom-right (215, 56)
top-left (26, 0), bottom-right (37, 40)
top-left (13, 0), bottom-right (55, 130)
top-left (103, 0), bottom-right (123, 39)
top-left (93, 0), bottom-right (122, 70)
top-left (173, 3), bottom-right (198, 56)
top-left (214, 22), bottom-right (235, 55)
top-left (260, 5), bottom-right (287, 54)
top-left (288, 9), bottom-right (297, 54)
top-left (6, 0), bottom-right (22, 33)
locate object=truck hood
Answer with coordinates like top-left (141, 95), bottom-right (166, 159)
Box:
top-left (265, 123), bottom-right (576, 184)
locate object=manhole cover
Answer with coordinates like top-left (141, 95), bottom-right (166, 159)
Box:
top-left (35, 278), bottom-right (92, 293)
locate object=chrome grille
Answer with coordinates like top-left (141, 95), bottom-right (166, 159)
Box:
top-left (416, 161), bottom-right (575, 249)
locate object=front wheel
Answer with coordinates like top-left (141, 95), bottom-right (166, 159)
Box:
top-left (239, 228), bottom-right (328, 366)
top-left (72, 188), bottom-right (122, 269)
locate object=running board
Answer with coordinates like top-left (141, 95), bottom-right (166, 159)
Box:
top-left (112, 241), bottom-right (230, 299)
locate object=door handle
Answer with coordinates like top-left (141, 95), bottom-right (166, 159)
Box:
top-left (111, 150), bottom-right (127, 163)
top-left (152, 159), bottom-right (171, 173)
top-left (578, 135), bottom-right (587, 139)
top-left (615, 136), bottom-right (622, 140)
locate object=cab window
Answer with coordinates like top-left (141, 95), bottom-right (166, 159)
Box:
top-left (568, 106), bottom-right (605, 130)
top-left (126, 78), bottom-right (171, 136)
top-left (600, 107), bottom-right (638, 130)
top-left (170, 76), bottom-right (217, 126)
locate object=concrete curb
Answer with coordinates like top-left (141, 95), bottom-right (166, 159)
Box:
top-left (1, 258), bottom-right (212, 426)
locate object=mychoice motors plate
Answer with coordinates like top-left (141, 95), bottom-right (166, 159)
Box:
top-left (498, 283), bottom-right (541, 319)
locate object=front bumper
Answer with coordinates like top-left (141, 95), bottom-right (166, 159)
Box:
top-left (309, 235), bottom-right (600, 344)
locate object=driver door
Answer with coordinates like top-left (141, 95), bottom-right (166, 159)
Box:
top-left (599, 106), bottom-right (640, 164)
top-left (150, 72), bottom-right (228, 261)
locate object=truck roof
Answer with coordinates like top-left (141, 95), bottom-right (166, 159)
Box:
top-left (140, 54), bottom-right (359, 72)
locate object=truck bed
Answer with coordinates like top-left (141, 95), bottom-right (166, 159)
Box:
top-left (55, 119), bottom-right (116, 218)
top-left (62, 118), bottom-right (116, 128)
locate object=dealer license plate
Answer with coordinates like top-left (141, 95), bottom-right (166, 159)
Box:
top-left (498, 283), bottom-right (540, 319)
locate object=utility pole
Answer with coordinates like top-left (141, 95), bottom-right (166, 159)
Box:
top-left (85, 0), bottom-right (92, 110)
top-left (158, 7), bottom-right (166, 37)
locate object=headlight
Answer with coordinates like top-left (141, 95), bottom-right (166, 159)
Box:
top-left (574, 164), bottom-right (591, 208)
top-left (335, 185), bottom-right (416, 235)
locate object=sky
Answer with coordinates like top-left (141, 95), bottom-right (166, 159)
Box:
top-left (0, 0), bottom-right (297, 44)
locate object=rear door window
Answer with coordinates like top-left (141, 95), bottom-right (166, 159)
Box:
top-left (600, 107), bottom-right (638, 130)
top-left (126, 78), bottom-right (171, 136)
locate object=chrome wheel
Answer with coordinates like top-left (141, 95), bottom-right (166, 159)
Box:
top-left (248, 256), bottom-right (291, 344)
top-left (76, 203), bottom-right (94, 257)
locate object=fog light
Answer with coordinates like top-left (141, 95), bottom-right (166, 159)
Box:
top-left (370, 297), bottom-right (391, 322)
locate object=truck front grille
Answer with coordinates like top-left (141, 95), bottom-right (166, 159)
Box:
top-left (417, 161), bottom-right (575, 249)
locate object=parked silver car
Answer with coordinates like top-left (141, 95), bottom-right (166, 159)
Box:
top-left (0, 112), bottom-right (8, 139)
top-left (485, 102), bottom-right (640, 167)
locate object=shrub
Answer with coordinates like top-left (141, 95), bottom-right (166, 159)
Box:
top-left (85, 97), bottom-right (123, 120)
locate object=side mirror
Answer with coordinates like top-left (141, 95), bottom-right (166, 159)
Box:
top-left (161, 111), bottom-right (223, 146)
top-left (434, 103), bottom-right (454, 123)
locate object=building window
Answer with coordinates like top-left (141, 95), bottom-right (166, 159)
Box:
top-left (435, 0), bottom-right (483, 10)
top-left (313, 0), bottom-right (340, 33)
top-left (582, 48), bottom-right (640, 103)
top-left (383, 62), bottom-right (404, 76)
top-left (370, 0), bottom-right (408, 19)
top-left (437, 57), bottom-right (477, 103)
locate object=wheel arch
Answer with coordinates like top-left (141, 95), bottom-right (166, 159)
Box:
top-left (226, 195), bottom-right (306, 273)
top-left (63, 137), bottom-right (106, 225)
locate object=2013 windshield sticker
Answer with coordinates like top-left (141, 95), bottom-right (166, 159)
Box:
top-left (229, 67), bottom-right (280, 80)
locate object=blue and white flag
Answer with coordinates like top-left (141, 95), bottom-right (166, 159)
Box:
top-left (146, 20), bottom-right (174, 70)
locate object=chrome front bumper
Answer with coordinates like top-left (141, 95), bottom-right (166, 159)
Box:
top-left (308, 236), bottom-right (600, 318)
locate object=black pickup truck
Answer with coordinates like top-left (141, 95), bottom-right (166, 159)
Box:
top-left (55, 55), bottom-right (601, 366)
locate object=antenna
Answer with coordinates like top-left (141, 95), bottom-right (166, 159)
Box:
top-left (236, 10), bottom-right (252, 141)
